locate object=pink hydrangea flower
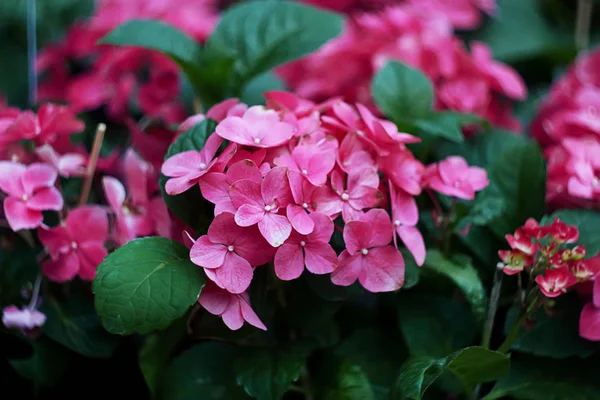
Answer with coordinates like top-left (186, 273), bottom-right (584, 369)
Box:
top-left (424, 156), bottom-right (488, 200)
top-left (273, 140), bottom-right (337, 186)
top-left (229, 166), bottom-right (293, 247)
top-left (274, 212), bottom-right (337, 280)
top-left (321, 168), bottom-right (381, 222)
top-left (199, 281), bottom-right (266, 331)
top-left (390, 182), bottom-right (425, 266)
top-left (38, 206), bottom-right (108, 282)
top-left (216, 106), bottom-right (297, 148)
top-left (2, 305), bottom-right (46, 337)
top-left (35, 144), bottom-right (86, 177)
top-left (331, 209), bottom-right (405, 292)
top-left (190, 213), bottom-right (273, 294)
top-left (580, 278), bottom-right (600, 341)
top-left (0, 162), bottom-right (63, 231)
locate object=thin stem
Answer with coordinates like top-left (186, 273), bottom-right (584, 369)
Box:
top-left (334, 224), bottom-right (344, 234)
top-left (26, 0), bottom-right (37, 106)
top-left (575, 0), bottom-right (593, 51)
top-left (497, 293), bottom-right (540, 354)
top-left (427, 190), bottom-right (444, 222)
top-left (28, 273), bottom-right (43, 309)
top-left (481, 267), bottom-right (504, 349)
top-left (79, 123), bottom-right (106, 206)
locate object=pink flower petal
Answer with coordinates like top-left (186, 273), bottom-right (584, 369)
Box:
top-left (343, 220), bottom-right (371, 255)
top-left (258, 213), bottom-right (292, 247)
top-left (261, 167), bottom-right (292, 206)
top-left (199, 281), bottom-right (231, 315)
top-left (331, 251), bottom-right (363, 287)
top-left (229, 179), bottom-right (263, 209)
top-left (102, 177), bottom-right (126, 211)
top-left (215, 252), bottom-right (253, 294)
top-left (38, 225), bottom-right (70, 258)
top-left (199, 172), bottom-right (229, 205)
top-left (593, 278), bottom-right (600, 309)
top-left (165, 175), bottom-right (196, 196)
top-left (124, 149), bottom-right (149, 206)
top-left (22, 163), bottom-right (57, 194)
top-left (66, 206), bottom-right (108, 244)
top-left (304, 242), bottom-right (337, 274)
top-left (580, 303), bottom-right (600, 341)
top-left (78, 242), bottom-right (108, 280)
top-left (287, 204), bottom-right (314, 235)
top-left (239, 294), bottom-right (267, 330)
top-left (306, 212), bottom-right (334, 243)
top-left (221, 300), bottom-right (245, 330)
top-left (359, 246), bottom-right (404, 293)
top-left (4, 197), bottom-right (43, 231)
top-left (42, 251), bottom-right (79, 282)
top-left (26, 187), bottom-right (63, 211)
top-left (161, 150), bottom-right (206, 177)
top-left (235, 204), bottom-right (266, 227)
top-left (274, 243), bottom-right (305, 280)
top-left (190, 236), bottom-right (228, 268)
top-left (360, 209), bottom-right (394, 247)
top-left (390, 183), bottom-right (418, 226)
top-left (216, 116), bottom-right (254, 146)
top-left (397, 225), bottom-right (426, 266)
top-left (227, 159), bottom-right (262, 183)
top-left (0, 161), bottom-right (25, 197)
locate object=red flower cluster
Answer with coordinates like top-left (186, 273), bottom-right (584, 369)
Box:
top-left (499, 218), bottom-right (600, 298)
top-left (531, 48), bottom-right (600, 209)
top-left (278, 2), bottom-right (524, 131)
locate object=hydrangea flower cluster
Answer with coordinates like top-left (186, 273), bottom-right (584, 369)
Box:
top-left (278, 2), bottom-right (525, 131)
top-left (499, 217), bottom-right (600, 298)
top-left (163, 91), bottom-right (489, 330)
top-left (531, 48), bottom-right (600, 210)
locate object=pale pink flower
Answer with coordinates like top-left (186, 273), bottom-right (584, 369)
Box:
top-left (199, 281), bottom-right (266, 331)
top-left (274, 212), bottom-right (337, 280)
top-left (424, 156), bottom-right (488, 200)
top-left (379, 149), bottom-right (424, 196)
top-left (190, 213), bottom-right (273, 294)
top-left (274, 140), bottom-right (337, 187)
top-left (390, 182), bottom-right (426, 266)
top-left (35, 144), bottom-right (86, 177)
top-left (229, 167), bottom-right (293, 247)
top-left (178, 99), bottom-right (248, 132)
top-left (331, 209), bottom-right (405, 292)
top-left (216, 106), bottom-right (296, 148)
top-left (2, 305), bottom-right (46, 337)
top-left (470, 42), bottom-right (526, 101)
top-left (161, 133), bottom-right (225, 195)
top-left (0, 162), bottom-right (63, 231)
top-left (286, 170), bottom-right (319, 234)
top-left (320, 168), bottom-right (381, 222)
top-left (38, 206), bottom-right (108, 282)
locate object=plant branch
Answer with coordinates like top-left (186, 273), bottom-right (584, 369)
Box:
top-left (79, 123), bottom-right (106, 206)
top-left (575, 0), bottom-right (594, 51)
top-left (481, 266), bottom-right (504, 349)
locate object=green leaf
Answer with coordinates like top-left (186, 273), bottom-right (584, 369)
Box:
top-left (402, 249), bottom-right (420, 289)
top-left (160, 342), bottom-right (250, 400)
top-left (393, 347), bottom-right (510, 399)
top-left (413, 111), bottom-right (481, 143)
top-left (139, 317), bottom-right (188, 395)
top-left (10, 338), bottom-right (71, 385)
top-left (422, 250), bottom-right (487, 322)
top-left (160, 119), bottom-right (217, 231)
top-left (503, 297), bottom-right (598, 359)
top-left (208, 0), bottom-right (343, 89)
top-left (484, 355), bottom-right (600, 400)
top-left (93, 237), bottom-right (205, 335)
top-left (541, 209), bottom-right (600, 256)
top-left (397, 293), bottom-right (477, 358)
top-left (312, 353), bottom-right (375, 400)
top-left (234, 346), bottom-right (308, 400)
top-left (240, 72), bottom-right (287, 106)
top-left (40, 299), bottom-right (117, 358)
top-left (455, 195), bottom-right (505, 232)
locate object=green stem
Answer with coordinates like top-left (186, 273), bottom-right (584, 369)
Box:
top-left (575, 0), bottom-right (593, 51)
top-left (497, 293), bottom-right (540, 354)
top-left (481, 267), bottom-right (503, 349)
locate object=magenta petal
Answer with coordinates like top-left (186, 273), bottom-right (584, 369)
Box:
top-left (274, 243), bottom-right (304, 280)
top-left (38, 225), bottom-right (70, 257)
top-left (221, 300), bottom-right (245, 330)
top-left (331, 251), bottom-right (363, 287)
top-left (22, 163), bottom-right (57, 194)
top-left (262, 167), bottom-right (292, 206)
top-left (235, 204), bottom-right (265, 227)
top-left (0, 162), bottom-right (25, 197)
top-left (161, 150), bottom-right (205, 177)
top-left (199, 172), bottom-right (229, 204)
top-left (215, 252), bottom-right (253, 294)
top-left (398, 225), bottom-right (426, 266)
top-left (42, 252), bottom-right (79, 282)
top-left (359, 246), bottom-right (404, 293)
top-left (4, 197), bottom-right (43, 231)
top-left (304, 242), bottom-right (337, 275)
top-left (306, 212), bottom-right (334, 243)
top-left (229, 179), bottom-right (263, 209)
top-left (593, 278), bottom-right (600, 308)
top-left (258, 213), bottom-right (292, 247)
top-left (227, 160), bottom-right (262, 183)
top-left (343, 220), bottom-right (372, 255)
top-left (77, 242), bottom-right (108, 280)
top-left (26, 187), bottom-right (63, 211)
top-left (199, 282), bottom-right (231, 315)
top-left (102, 177), bottom-right (126, 211)
top-left (124, 149), bottom-right (149, 207)
top-left (239, 294), bottom-right (267, 330)
top-left (190, 236), bottom-right (227, 268)
top-left (287, 204), bottom-right (314, 235)
top-left (580, 303), bottom-right (600, 341)
top-left (165, 175), bottom-right (195, 195)
top-left (216, 116), bottom-right (253, 146)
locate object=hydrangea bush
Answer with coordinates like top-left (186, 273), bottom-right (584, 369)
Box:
top-left (3, 0), bottom-right (600, 399)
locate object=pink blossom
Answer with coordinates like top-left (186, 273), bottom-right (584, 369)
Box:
top-left (390, 182), bottom-right (425, 266)
top-left (424, 156), bottom-right (488, 200)
top-left (216, 106), bottom-right (297, 148)
top-left (190, 213), bottom-right (273, 294)
top-left (535, 267), bottom-right (578, 298)
top-left (379, 149), bottom-right (424, 196)
top-left (0, 162), bottom-right (63, 231)
top-left (38, 206), bottom-right (108, 282)
top-left (161, 133), bottom-right (224, 195)
top-left (2, 305), bottom-right (46, 337)
top-left (406, 0), bottom-right (495, 30)
top-left (229, 167), bottom-right (293, 247)
top-left (178, 99), bottom-right (248, 133)
top-left (286, 170), bottom-right (319, 234)
top-left (199, 281), bottom-right (266, 331)
top-left (331, 209), bottom-right (405, 292)
top-left (274, 212), bottom-right (337, 280)
top-left (470, 42), bottom-right (526, 101)
top-left (580, 303), bottom-right (600, 341)
top-left (35, 144), bottom-right (86, 177)
top-left (274, 140), bottom-right (337, 186)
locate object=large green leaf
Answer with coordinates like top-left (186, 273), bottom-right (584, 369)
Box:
top-left (422, 250), bottom-right (487, 322)
top-left (160, 119), bottom-right (217, 231)
top-left (160, 342), bottom-right (250, 400)
top-left (240, 72), bottom-right (287, 106)
top-left (207, 0), bottom-right (344, 89)
top-left (397, 293), bottom-right (477, 358)
top-left (312, 353), bottom-right (375, 400)
top-left (40, 299), bottom-right (117, 358)
top-left (234, 346), bottom-right (308, 400)
top-left (484, 355), bottom-right (600, 400)
top-left (93, 237), bottom-right (205, 335)
top-left (541, 209), bottom-right (600, 256)
top-left (393, 347), bottom-right (510, 399)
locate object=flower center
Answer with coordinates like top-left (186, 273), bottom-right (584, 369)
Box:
top-left (300, 241), bottom-right (306, 247)
top-left (199, 163), bottom-right (207, 170)
top-left (361, 248), bottom-right (369, 255)
top-left (264, 205), bottom-right (272, 212)
top-left (341, 192), bottom-right (350, 201)
top-left (594, 177), bottom-right (599, 188)
top-left (71, 241), bottom-right (78, 249)
top-left (302, 202), bottom-right (309, 209)
top-left (301, 169), bottom-right (308, 175)
top-left (394, 220), bottom-right (401, 226)
top-left (253, 138), bottom-right (261, 144)
top-left (227, 245), bottom-right (234, 252)
top-left (21, 194), bottom-right (28, 201)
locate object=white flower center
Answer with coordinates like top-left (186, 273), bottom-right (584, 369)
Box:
top-left (341, 192), bottom-right (350, 201)
top-left (302, 202), bottom-right (309, 209)
top-left (594, 177), bottom-right (599, 188)
top-left (227, 245), bottom-right (234, 252)
top-left (394, 220), bottom-right (401, 226)
top-left (21, 194), bottom-right (28, 201)
top-left (253, 138), bottom-right (261, 144)
top-left (264, 205), bottom-right (272, 212)
top-left (199, 163), bottom-right (207, 170)
top-left (301, 169), bottom-right (308, 175)
top-left (300, 241), bottom-right (306, 247)
top-left (71, 241), bottom-right (78, 249)
top-left (361, 248), bottom-right (369, 255)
